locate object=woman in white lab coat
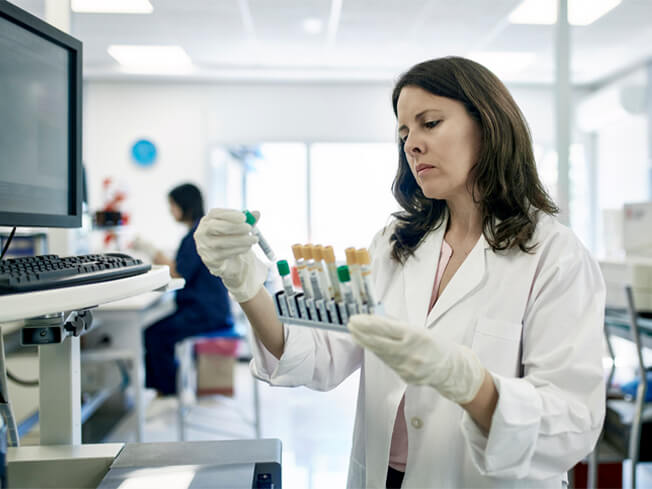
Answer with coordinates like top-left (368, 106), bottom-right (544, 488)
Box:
top-left (193, 57), bottom-right (606, 488)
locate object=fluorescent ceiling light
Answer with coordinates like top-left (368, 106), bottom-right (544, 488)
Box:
top-left (302, 18), bottom-right (324, 35)
top-left (468, 51), bottom-right (535, 76)
top-left (508, 0), bottom-right (622, 26)
top-left (71, 0), bottom-right (153, 14)
top-left (108, 45), bottom-right (193, 73)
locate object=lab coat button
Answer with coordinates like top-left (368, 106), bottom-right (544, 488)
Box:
top-left (410, 416), bottom-right (423, 429)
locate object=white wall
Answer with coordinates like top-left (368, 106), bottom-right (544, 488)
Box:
top-left (83, 80), bottom-right (555, 253)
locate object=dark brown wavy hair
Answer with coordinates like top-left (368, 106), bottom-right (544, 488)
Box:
top-left (389, 56), bottom-right (558, 263)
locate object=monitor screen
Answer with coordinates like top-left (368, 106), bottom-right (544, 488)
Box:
top-left (0, 1), bottom-right (82, 228)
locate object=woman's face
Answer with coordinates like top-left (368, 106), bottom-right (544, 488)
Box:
top-left (396, 86), bottom-right (481, 201)
top-left (168, 198), bottom-right (183, 222)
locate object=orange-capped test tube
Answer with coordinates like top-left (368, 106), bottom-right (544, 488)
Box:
top-left (323, 245), bottom-right (341, 301)
top-left (304, 244), bottom-right (325, 300)
top-left (292, 243), bottom-right (313, 298)
top-left (344, 247), bottom-right (363, 305)
top-left (357, 248), bottom-right (376, 310)
top-left (313, 245), bottom-right (334, 299)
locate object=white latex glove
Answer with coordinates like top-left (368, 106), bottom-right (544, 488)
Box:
top-left (194, 208), bottom-right (269, 303)
top-left (348, 314), bottom-right (486, 404)
top-left (131, 235), bottom-right (159, 258)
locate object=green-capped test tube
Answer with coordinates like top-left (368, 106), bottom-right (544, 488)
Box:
top-left (337, 265), bottom-right (355, 305)
top-left (277, 260), bottom-right (294, 296)
top-left (244, 210), bottom-right (276, 262)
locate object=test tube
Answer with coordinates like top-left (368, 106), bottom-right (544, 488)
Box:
top-left (345, 247), bottom-right (364, 304)
top-left (323, 245), bottom-right (342, 301)
top-left (356, 248), bottom-right (377, 312)
top-left (304, 245), bottom-right (325, 301)
top-left (244, 210), bottom-right (276, 262)
top-left (277, 260), bottom-right (297, 317)
top-left (338, 265), bottom-right (359, 316)
top-left (291, 244), bottom-right (313, 298)
top-left (277, 260), bottom-right (295, 296)
top-left (313, 245), bottom-right (334, 300)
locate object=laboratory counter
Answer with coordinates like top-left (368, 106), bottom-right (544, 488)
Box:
top-left (8, 438), bottom-right (282, 488)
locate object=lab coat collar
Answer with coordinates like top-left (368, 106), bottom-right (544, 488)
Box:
top-left (426, 231), bottom-right (488, 328)
top-left (402, 211), bottom-right (489, 329)
top-left (402, 216), bottom-right (445, 329)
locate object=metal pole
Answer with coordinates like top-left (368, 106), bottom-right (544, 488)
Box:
top-left (625, 286), bottom-right (646, 489)
top-left (646, 62), bottom-right (652, 200)
top-left (555, 0), bottom-right (571, 225)
top-left (39, 335), bottom-right (81, 445)
top-left (306, 144), bottom-right (312, 242)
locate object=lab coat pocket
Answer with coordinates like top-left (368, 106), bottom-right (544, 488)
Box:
top-left (471, 317), bottom-right (522, 377)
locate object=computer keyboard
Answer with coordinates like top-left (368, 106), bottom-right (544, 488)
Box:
top-left (0, 253), bottom-right (151, 294)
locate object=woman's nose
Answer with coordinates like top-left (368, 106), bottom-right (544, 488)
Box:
top-left (404, 133), bottom-right (424, 156)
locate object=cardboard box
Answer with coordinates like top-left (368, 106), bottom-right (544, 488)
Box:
top-left (195, 338), bottom-right (238, 397)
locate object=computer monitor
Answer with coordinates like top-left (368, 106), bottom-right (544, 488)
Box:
top-left (0, 0), bottom-right (82, 228)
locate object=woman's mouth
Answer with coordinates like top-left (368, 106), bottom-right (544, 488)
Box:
top-left (415, 163), bottom-right (435, 177)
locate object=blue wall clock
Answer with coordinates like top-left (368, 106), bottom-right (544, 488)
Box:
top-left (131, 139), bottom-right (158, 167)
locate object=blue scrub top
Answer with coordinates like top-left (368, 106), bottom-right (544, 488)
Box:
top-left (174, 221), bottom-right (233, 329)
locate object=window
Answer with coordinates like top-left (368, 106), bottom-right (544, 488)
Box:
top-left (214, 142), bottom-right (401, 263)
top-left (310, 143), bottom-right (399, 257)
top-left (245, 143), bottom-right (308, 262)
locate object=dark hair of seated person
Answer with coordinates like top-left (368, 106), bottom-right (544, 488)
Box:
top-left (168, 183), bottom-right (205, 223)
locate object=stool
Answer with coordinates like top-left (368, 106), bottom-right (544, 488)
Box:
top-left (175, 328), bottom-right (261, 441)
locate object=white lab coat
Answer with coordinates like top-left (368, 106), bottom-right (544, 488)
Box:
top-left (250, 212), bottom-right (606, 488)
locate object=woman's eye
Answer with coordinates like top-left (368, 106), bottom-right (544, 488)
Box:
top-left (425, 120), bottom-right (440, 129)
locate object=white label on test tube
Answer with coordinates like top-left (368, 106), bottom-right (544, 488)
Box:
top-left (309, 266), bottom-right (324, 301)
top-left (305, 298), bottom-right (318, 321)
top-left (323, 246), bottom-right (342, 301)
top-left (351, 264), bottom-right (365, 303)
top-left (314, 245), bottom-right (334, 300)
top-left (345, 248), bottom-right (364, 306)
top-left (357, 249), bottom-right (377, 312)
top-left (276, 292), bottom-right (290, 317)
top-left (315, 299), bottom-right (329, 323)
top-left (326, 263), bottom-right (341, 300)
top-left (296, 261), bottom-right (313, 298)
top-left (286, 292), bottom-right (297, 317)
top-left (337, 301), bottom-right (349, 325)
top-left (340, 280), bottom-right (355, 307)
top-left (296, 295), bottom-right (308, 319)
top-left (277, 260), bottom-right (297, 316)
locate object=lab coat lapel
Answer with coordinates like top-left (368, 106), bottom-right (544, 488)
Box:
top-left (402, 219), bottom-right (446, 328)
top-left (426, 234), bottom-right (489, 328)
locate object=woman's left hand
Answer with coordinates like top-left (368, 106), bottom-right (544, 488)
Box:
top-left (348, 314), bottom-right (486, 404)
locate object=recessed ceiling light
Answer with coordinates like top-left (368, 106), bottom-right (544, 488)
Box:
top-left (508, 0), bottom-right (622, 26)
top-left (302, 18), bottom-right (324, 35)
top-left (107, 45), bottom-right (192, 72)
top-left (468, 51), bottom-right (536, 76)
top-left (71, 0), bottom-right (153, 14)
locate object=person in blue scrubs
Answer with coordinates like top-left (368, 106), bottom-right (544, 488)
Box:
top-left (142, 183), bottom-right (233, 395)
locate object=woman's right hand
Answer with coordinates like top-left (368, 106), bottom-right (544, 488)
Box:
top-left (194, 209), bottom-right (269, 303)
